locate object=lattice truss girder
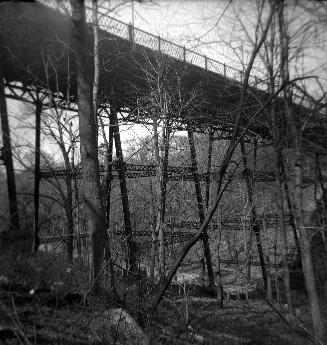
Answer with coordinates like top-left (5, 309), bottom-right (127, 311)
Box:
top-left (40, 159), bottom-right (296, 263)
top-left (40, 162), bottom-right (276, 182)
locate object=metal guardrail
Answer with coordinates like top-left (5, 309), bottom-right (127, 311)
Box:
top-left (36, 0), bottom-right (267, 90)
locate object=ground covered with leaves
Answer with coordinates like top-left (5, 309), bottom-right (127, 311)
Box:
top-left (0, 252), bottom-right (320, 345)
top-left (153, 295), bottom-right (314, 345)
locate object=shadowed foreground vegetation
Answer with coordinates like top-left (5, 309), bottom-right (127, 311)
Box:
top-left (0, 252), bottom-right (324, 345)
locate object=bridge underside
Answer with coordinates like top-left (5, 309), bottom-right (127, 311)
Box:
top-left (0, 1), bottom-right (279, 139)
top-left (1, 1), bottom-right (325, 150)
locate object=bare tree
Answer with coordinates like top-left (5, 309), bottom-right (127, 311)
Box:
top-left (41, 103), bottom-right (78, 262)
top-left (240, 138), bottom-right (267, 290)
top-left (187, 128), bottom-right (215, 288)
top-left (152, 2), bottom-right (276, 309)
top-left (278, 1), bottom-right (326, 342)
top-left (71, 0), bottom-right (108, 293)
top-left (92, 0), bottom-right (120, 292)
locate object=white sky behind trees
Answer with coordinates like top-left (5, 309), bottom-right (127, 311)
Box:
top-left (3, 0), bottom-right (327, 169)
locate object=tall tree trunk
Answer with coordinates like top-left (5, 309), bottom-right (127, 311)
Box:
top-left (98, 114), bottom-right (117, 298)
top-left (99, 111), bottom-right (114, 227)
top-left (92, 0), bottom-right (99, 124)
top-left (215, 213), bottom-right (224, 307)
top-left (33, 99), bottom-right (42, 252)
top-left (92, 3), bottom-right (117, 297)
top-left (159, 121), bottom-right (170, 275)
top-left (204, 130), bottom-right (214, 286)
top-left (267, 10), bottom-right (294, 312)
top-left (153, 117), bottom-right (170, 277)
top-left (105, 122), bottom-right (114, 227)
top-left (0, 62), bottom-right (20, 232)
top-left (109, 103), bottom-right (137, 271)
top-left (70, 123), bottom-right (82, 261)
top-left (280, 158), bottom-right (301, 259)
top-left (315, 153), bottom-right (327, 250)
top-left (205, 131), bottom-right (214, 210)
top-left (274, 147), bottom-right (294, 314)
top-left (187, 128), bottom-right (215, 288)
top-left (61, 131), bottom-right (75, 263)
top-left (267, 64), bottom-right (294, 312)
top-left (65, 178), bottom-right (74, 263)
top-left (245, 217), bottom-right (253, 280)
top-left (278, 2), bottom-right (325, 342)
top-left (71, 0), bottom-right (108, 293)
top-left (294, 145), bottom-right (325, 343)
top-left (152, 117), bottom-right (160, 278)
top-left (240, 139), bottom-right (267, 289)
top-left (94, 2), bottom-right (112, 228)
top-left (149, 178), bottom-right (157, 281)
top-left (262, 217), bottom-right (273, 300)
top-left (161, 121), bottom-right (170, 223)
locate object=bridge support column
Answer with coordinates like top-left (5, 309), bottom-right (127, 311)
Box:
top-left (0, 71), bottom-right (20, 234)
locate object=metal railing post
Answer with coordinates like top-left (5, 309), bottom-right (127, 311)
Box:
top-left (183, 46), bottom-right (186, 61)
top-left (223, 63), bottom-right (226, 77)
top-left (128, 22), bottom-right (134, 42)
top-left (158, 35), bottom-right (161, 51)
top-left (204, 56), bottom-right (207, 70)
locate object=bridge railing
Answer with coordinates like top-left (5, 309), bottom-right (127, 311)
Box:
top-left (36, 0), bottom-right (267, 90)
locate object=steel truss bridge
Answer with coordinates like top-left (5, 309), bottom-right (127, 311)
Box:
top-left (1, 0), bottom-right (321, 140)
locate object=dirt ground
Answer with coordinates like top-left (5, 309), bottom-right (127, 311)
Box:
top-left (154, 290), bottom-right (315, 345)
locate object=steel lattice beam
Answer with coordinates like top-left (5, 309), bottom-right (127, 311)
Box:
top-left (40, 230), bottom-right (195, 244)
top-left (40, 163), bottom-right (277, 182)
